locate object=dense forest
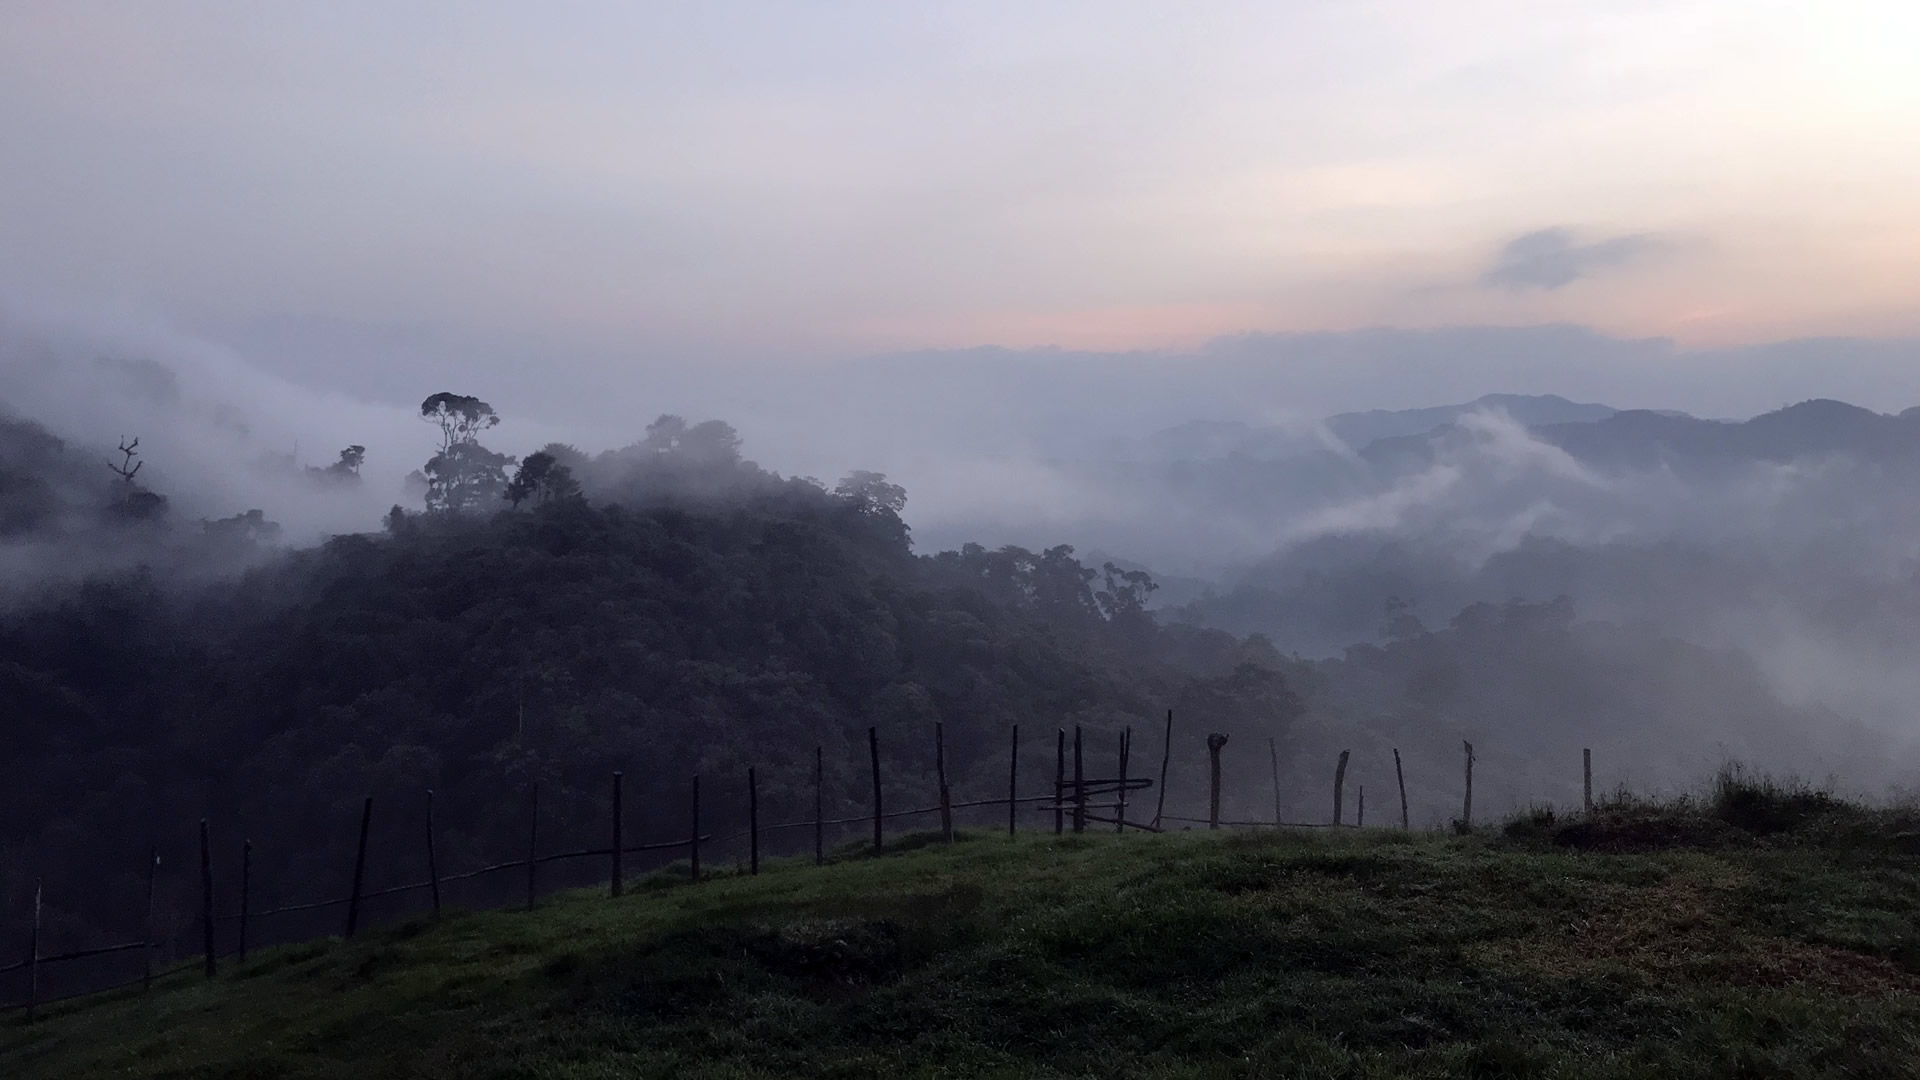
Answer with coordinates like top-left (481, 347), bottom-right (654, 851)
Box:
top-left (1, 394), bottom-right (1904, 978)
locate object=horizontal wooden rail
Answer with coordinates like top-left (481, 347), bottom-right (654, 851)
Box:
top-left (0, 939), bottom-right (146, 976)
top-left (1079, 814), bottom-right (1162, 832)
top-left (0, 956), bottom-right (203, 1014)
top-left (716, 793), bottom-right (1071, 844)
top-left (1159, 815), bottom-right (1357, 829)
top-left (211, 835), bottom-right (716, 924)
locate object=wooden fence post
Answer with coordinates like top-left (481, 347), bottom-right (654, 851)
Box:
top-left (1007, 725), bottom-right (1019, 838)
top-left (525, 783), bottom-right (539, 911)
top-left (1053, 729), bottom-right (1065, 835)
top-left (239, 839), bottom-right (252, 962)
top-left (1269, 737), bottom-right (1283, 826)
top-left (1393, 749), bottom-right (1409, 831)
top-left (748, 766), bottom-right (760, 875)
top-left (611, 772), bottom-right (624, 898)
top-left (868, 727), bottom-right (883, 855)
top-left (142, 847), bottom-right (158, 992)
top-left (1116, 728), bottom-right (1131, 833)
top-left (814, 746), bottom-right (825, 866)
top-left (26, 880), bottom-right (41, 1023)
top-left (1462, 741), bottom-right (1475, 830)
top-left (425, 789), bottom-right (441, 916)
top-left (1583, 748), bottom-right (1593, 813)
top-left (1206, 734), bottom-right (1229, 829)
top-left (199, 819), bottom-right (215, 978)
top-left (690, 775), bottom-right (702, 882)
top-left (1072, 725), bottom-right (1086, 833)
top-left (1333, 749), bottom-right (1351, 825)
top-left (935, 722), bottom-right (953, 843)
top-left (1358, 786), bottom-right (1365, 828)
top-left (1154, 709), bottom-right (1174, 830)
top-left (346, 796), bottom-right (373, 936)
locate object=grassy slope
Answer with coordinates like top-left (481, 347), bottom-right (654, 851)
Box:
top-left (5, 817), bottom-right (1920, 1080)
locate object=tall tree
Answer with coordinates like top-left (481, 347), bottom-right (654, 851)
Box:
top-left (419, 394), bottom-right (509, 514)
top-left (421, 394), bottom-right (498, 453)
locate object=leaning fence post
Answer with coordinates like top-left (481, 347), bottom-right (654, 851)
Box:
top-left (239, 839), bottom-right (252, 962)
top-left (936, 722), bottom-right (954, 843)
top-left (1334, 749), bottom-right (1351, 825)
top-left (346, 795), bottom-right (373, 936)
top-left (813, 746), bottom-right (825, 866)
top-left (524, 783), bottom-right (539, 910)
top-left (1206, 734), bottom-right (1229, 829)
top-left (26, 880), bottom-right (42, 1023)
top-left (1462, 741), bottom-right (1475, 830)
top-left (1053, 729), bottom-right (1066, 835)
top-left (748, 766), bottom-right (760, 875)
top-left (142, 847), bottom-right (159, 992)
top-left (689, 775), bottom-right (702, 882)
top-left (1583, 748), bottom-right (1593, 813)
top-left (1269, 737), bottom-right (1283, 826)
top-left (1394, 749), bottom-right (1409, 831)
top-left (425, 789), bottom-right (442, 915)
top-left (868, 727), bottom-right (883, 855)
top-left (199, 819), bottom-right (216, 978)
top-left (611, 772), bottom-right (625, 898)
top-left (1008, 725), bottom-right (1020, 837)
top-left (1153, 708), bottom-right (1174, 830)
top-left (1072, 725), bottom-right (1086, 833)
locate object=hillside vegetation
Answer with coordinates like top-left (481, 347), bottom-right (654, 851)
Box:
top-left (7, 785), bottom-right (1920, 1079)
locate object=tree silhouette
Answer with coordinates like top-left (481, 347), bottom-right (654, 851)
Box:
top-left (504, 451), bottom-right (582, 508)
top-left (834, 471), bottom-right (907, 515)
top-left (419, 394), bottom-right (509, 513)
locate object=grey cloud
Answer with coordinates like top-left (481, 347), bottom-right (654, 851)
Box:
top-left (1480, 227), bottom-right (1667, 290)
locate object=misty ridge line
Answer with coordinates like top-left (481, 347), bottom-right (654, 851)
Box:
top-left (11, 310), bottom-right (1920, 572)
top-left (13, 309), bottom-right (1920, 743)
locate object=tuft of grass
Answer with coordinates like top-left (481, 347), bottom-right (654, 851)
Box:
top-left (6, 819), bottom-right (1920, 1079)
top-left (1710, 763), bottom-right (1843, 835)
top-left (1495, 766), bottom-right (1920, 857)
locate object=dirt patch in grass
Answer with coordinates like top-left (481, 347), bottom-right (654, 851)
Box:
top-left (1546, 813), bottom-right (1745, 853)
top-left (1472, 874), bottom-right (1918, 997)
top-left (743, 917), bottom-right (907, 990)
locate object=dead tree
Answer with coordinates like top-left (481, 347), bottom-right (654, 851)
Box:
top-left (107, 436), bottom-right (144, 486)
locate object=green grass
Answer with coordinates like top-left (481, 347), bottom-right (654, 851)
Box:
top-left (7, 793), bottom-right (1920, 1079)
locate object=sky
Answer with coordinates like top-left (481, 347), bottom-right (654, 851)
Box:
top-left (2, 0), bottom-right (1918, 373)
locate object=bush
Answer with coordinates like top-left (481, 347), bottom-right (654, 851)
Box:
top-left (1710, 764), bottom-right (1841, 836)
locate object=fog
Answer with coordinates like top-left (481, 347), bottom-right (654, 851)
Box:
top-left (12, 302), bottom-right (1920, 759)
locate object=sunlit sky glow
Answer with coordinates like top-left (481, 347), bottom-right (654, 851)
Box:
top-left (2, 1), bottom-right (1917, 357)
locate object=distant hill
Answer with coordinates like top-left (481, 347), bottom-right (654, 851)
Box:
top-left (1127, 395), bottom-right (1623, 463)
top-left (1360, 398), bottom-right (1920, 472)
top-left (1536, 399), bottom-right (1920, 469)
top-left (1327, 393), bottom-right (1619, 449)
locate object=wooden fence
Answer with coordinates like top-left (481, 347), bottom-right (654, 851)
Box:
top-left (3, 720), bottom-right (1555, 1021)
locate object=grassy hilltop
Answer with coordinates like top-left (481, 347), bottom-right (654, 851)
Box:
top-left (6, 786), bottom-right (1920, 1079)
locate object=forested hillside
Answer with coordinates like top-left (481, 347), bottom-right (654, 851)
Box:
top-left (0, 402), bottom-right (1298, 968)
